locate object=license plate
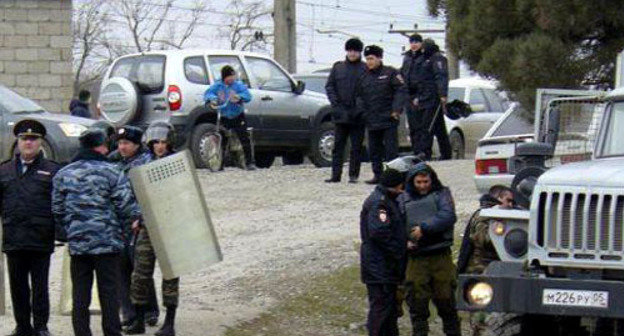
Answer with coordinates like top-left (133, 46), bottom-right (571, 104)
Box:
top-left (542, 289), bottom-right (608, 308)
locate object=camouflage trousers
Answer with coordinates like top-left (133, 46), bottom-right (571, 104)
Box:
top-left (404, 248), bottom-right (461, 336)
top-left (131, 229), bottom-right (180, 307)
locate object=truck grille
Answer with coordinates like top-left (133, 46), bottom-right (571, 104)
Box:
top-left (537, 191), bottom-right (624, 262)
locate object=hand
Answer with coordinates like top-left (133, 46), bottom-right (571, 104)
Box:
top-left (230, 94), bottom-right (241, 103)
top-left (410, 226), bottom-right (423, 240)
top-left (132, 220), bottom-right (141, 235)
top-left (440, 96), bottom-right (447, 105)
top-left (391, 111), bottom-right (400, 120)
top-left (412, 98), bottom-right (419, 107)
top-left (407, 241), bottom-right (417, 250)
top-left (209, 101), bottom-right (218, 109)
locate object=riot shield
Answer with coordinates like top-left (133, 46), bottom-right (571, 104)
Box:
top-left (129, 150), bottom-right (222, 280)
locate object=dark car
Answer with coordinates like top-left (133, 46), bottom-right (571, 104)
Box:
top-left (0, 85), bottom-right (94, 163)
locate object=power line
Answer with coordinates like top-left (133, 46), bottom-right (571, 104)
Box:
top-left (297, 1), bottom-right (444, 22)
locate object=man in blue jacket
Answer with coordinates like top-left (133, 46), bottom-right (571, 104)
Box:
top-left (52, 129), bottom-right (141, 336)
top-left (397, 163), bottom-right (461, 336)
top-left (204, 65), bottom-right (256, 170)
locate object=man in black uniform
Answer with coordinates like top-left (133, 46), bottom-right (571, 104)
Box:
top-left (324, 38), bottom-right (367, 184)
top-left (0, 120), bottom-right (60, 336)
top-left (357, 45), bottom-right (408, 184)
top-left (360, 166), bottom-right (408, 336)
top-left (403, 36), bottom-right (451, 161)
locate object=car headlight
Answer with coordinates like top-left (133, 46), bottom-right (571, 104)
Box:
top-left (59, 123), bottom-right (88, 137)
top-left (467, 282), bottom-right (493, 307)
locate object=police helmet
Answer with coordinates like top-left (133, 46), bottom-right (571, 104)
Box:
top-left (145, 121), bottom-right (175, 149)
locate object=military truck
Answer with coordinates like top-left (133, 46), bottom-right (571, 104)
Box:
top-left (457, 86), bottom-right (624, 335)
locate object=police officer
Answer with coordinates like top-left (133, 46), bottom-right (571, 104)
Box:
top-left (397, 163), bottom-right (461, 336)
top-left (357, 45), bottom-right (408, 184)
top-left (404, 37), bottom-right (451, 161)
top-left (128, 121), bottom-right (180, 336)
top-left (324, 38), bottom-right (367, 184)
top-left (0, 120), bottom-right (60, 336)
top-left (108, 126), bottom-right (160, 329)
top-left (52, 129), bottom-right (141, 336)
top-left (360, 166), bottom-right (408, 336)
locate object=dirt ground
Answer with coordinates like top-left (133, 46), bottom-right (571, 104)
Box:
top-left (0, 160), bottom-right (479, 335)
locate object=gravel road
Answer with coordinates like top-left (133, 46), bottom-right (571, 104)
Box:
top-left (0, 160), bottom-right (479, 335)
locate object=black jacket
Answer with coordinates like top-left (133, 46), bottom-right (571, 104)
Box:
top-left (398, 163), bottom-right (457, 256)
top-left (356, 63), bottom-right (408, 130)
top-left (0, 152), bottom-right (60, 253)
top-left (325, 58), bottom-right (367, 124)
top-left (360, 185), bottom-right (407, 285)
top-left (69, 99), bottom-right (92, 119)
top-left (400, 45), bottom-right (449, 110)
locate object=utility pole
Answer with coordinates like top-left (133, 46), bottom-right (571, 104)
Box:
top-left (389, 24), bottom-right (460, 80)
top-left (273, 0), bottom-right (297, 73)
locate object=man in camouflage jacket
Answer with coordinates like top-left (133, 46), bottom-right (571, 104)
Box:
top-left (52, 129), bottom-right (141, 336)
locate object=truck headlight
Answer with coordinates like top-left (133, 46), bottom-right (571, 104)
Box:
top-left (504, 229), bottom-right (528, 258)
top-left (467, 282), bottom-right (493, 307)
top-left (59, 123), bottom-right (88, 137)
top-left (493, 221), bottom-right (506, 236)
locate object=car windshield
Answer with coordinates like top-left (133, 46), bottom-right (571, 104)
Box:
top-left (0, 85), bottom-right (45, 114)
top-left (489, 104), bottom-right (534, 137)
top-left (599, 101), bottom-right (624, 157)
top-left (299, 77), bottom-right (326, 94)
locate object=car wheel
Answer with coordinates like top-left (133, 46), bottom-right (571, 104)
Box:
top-left (190, 123), bottom-right (223, 171)
top-left (449, 130), bottom-right (465, 160)
top-left (99, 77), bottom-right (141, 127)
top-left (308, 122), bottom-right (334, 168)
top-left (282, 152), bottom-right (304, 165)
top-left (255, 153), bottom-right (275, 169)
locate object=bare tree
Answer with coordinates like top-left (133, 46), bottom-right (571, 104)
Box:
top-left (72, 0), bottom-right (108, 95)
top-left (221, 0), bottom-right (273, 51)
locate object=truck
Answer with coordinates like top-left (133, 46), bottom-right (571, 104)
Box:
top-left (457, 85), bottom-right (624, 334)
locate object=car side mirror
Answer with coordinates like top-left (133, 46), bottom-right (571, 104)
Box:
top-left (470, 103), bottom-right (486, 113)
top-left (293, 80), bottom-right (305, 95)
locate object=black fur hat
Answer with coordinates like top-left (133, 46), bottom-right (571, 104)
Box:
top-left (116, 126), bottom-right (143, 144)
top-left (345, 38), bottom-right (364, 52)
top-left (79, 129), bottom-right (107, 149)
top-left (364, 45), bottom-right (383, 58)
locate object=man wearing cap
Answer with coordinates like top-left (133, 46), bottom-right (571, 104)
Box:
top-left (324, 38), bottom-right (367, 184)
top-left (356, 45), bottom-right (408, 184)
top-left (360, 164), bottom-right (408, 336)
top-left (52, 128), bottom-right (141, 336)
top-left (0, 120), bottom-right (60, 336)
top-left (204, 65), bottom-right (256, 170)
top-left (108, 126), bottom-right (160, 330)
top-left (404, 36), bottom-right (451, 161)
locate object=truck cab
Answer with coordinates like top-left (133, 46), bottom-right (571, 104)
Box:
top-left (457, 88), bottom-right (624, 335)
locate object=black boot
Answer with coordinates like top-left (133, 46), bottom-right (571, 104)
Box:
top-left (155, 306), bottom-right (176, 336)
top-left (125, 305), bottom-right (146, 334)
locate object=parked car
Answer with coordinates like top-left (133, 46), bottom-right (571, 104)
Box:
top-left (0, 85), bottom-right (93, 163)
top-left (473, 89), bottom-right (602, 194)
top-left (98, 49), bottom-right (334, 169)
top-left (298, 73), bottom-right (510, 159)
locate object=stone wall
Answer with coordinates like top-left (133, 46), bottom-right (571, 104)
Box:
top-left (0, 0), bottom-right (73, 113)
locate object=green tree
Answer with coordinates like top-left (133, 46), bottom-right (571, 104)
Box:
top-left (428, 0), bottom-right (624, 108)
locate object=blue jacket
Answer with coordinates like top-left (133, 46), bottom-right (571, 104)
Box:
top-left (203, 80), bottom-right (252, 119)
top-left (397, 163), bottom-right (457, 256)
top-left (360, 185), bottom-right (407, 285)
top-left (52, 149), bottom-right (141, 255)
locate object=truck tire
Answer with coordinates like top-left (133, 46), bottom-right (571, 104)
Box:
top-left (486, 314), bottom-right (586, 336)
top-left (512, 166), bottom-right (547, 209)
top-left (255, 153), bottom-right (275, 169)
top-left (485, 313), bottom-right (523, 336)
top-left (282, 152), bottom-right (304, 165)
top-left (190, 123), bottom-right (223, 171)
top-left (308, 122), bottom-right (334, 168)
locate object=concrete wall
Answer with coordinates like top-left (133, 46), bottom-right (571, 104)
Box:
top-left (0, 0), bottom-right (73, 113)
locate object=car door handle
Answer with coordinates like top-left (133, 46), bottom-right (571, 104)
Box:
top-left (154, 105), bottom-right (167, 111)
top-left (261, 96), bottom-right (273, 101)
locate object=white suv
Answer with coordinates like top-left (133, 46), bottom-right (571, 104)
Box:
top-left (98, 49), bottom-right (333, 168)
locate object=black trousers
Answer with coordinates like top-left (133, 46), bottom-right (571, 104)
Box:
top-left (410, 103), bottom-right (452, 160)
top-left (71, 253), bottom-right (123, 336)
top-left (6, 251), bottom-right (51, 332)
top-left (223, 114), bottom-right (254, 165)
top-left (366, 284), bottom-right (399, 336)
top-left (331, 123), bottom-right (365, 179)
top-left (368, 127), bottom-right (399, 178)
